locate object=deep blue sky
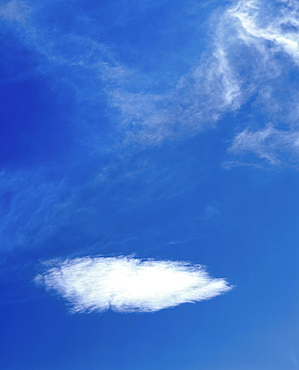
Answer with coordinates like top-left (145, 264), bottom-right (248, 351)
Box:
top-left (1, 0), bottom-right (299, 369)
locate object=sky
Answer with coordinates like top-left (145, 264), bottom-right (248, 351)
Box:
top-left (1, 0), bottom-right (299, 368)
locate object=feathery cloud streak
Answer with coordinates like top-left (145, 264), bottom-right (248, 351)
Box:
top-left (220, 0), bottom-right (299, 165)
top-left (229, 0), bottom-right (299, 64)
top-left (229, 125), bottom-right (299, 165)
top-left (108, 0), bottom-right (299, 148)
top-left (0, 169), bottom-right (71, 252)
top-left (35, 256), bottom-right (231, 313)
top-left (1, 0), bottom-right (293, 149)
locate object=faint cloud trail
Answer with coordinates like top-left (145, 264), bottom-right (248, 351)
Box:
top-left (0, 0), bottom-right (31, 23)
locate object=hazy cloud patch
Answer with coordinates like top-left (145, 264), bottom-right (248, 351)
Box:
top-left (229, 125), bottom-right (299, 165)
top-left (0, 169), bottom-right (70, 252)
top-left (3, 0), bottom-right (299, 160)
top-left (0, 0), bottom-right (31, 23)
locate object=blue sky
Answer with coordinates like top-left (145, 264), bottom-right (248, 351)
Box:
top-left (1, 0), bottom-right (299, 368)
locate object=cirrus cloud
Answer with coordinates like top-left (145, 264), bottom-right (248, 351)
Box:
top-left (35, 256), bottom-right (232, 313)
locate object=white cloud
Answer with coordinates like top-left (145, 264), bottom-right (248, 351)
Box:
top-left (213, 0), bottom-right (299, 167)
top-left (35, 256), bottom-right (231, 313)
top-left (213, 46), bottom-right (241, 107)
top-left (229, 125), bottom-right (299, 165)
top-left (229, 0), bottom-right (299, 64)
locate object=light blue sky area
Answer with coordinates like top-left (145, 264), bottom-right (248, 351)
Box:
top-left (1, 0), bottom-right (299, 369)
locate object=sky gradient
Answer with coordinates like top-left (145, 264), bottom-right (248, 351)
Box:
top-left (1, 0), bottom-right (299, 369)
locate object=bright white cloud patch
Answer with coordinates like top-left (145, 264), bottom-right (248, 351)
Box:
top-left (229, 0), bottom-right (299, 64)
top-left (35, 256), bottom-right (231, 313)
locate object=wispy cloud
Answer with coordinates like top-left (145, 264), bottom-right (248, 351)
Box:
top-left (229, 0), bottom-right (299, 64)
top-left (228, 125), bottom-right (299, 165)
top-left (0, 0), bottom-right (31, 23)
top-left (0, 0), bottom-right (245, 146)
top-left (216, 0), bottom-right (299, 167)
top-left (3, 0), bottom-right (299, 161)
top-left (107, 0), bottom-right (299, 146)
top-left (35, 256), bottom-right (231, 313)
top-left (0, 169), bottom-right (70, 252)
